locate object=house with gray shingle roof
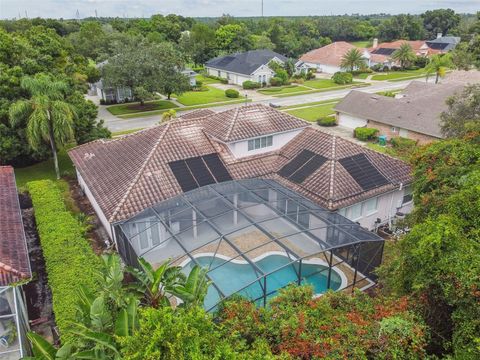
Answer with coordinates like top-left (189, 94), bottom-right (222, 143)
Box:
top-left (334, 80), bottom-right (467, 144)
top-left (69, 104), bottom-right (413, 250)
top-left (205, 49), bottom-right (288, 86)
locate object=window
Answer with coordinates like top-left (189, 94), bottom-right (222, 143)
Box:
top-left (217, 70), bottom-right (221, 77)
top-left (363, 197), bottom-right (378, 215)
top-left (248, 135), bottom-right (273, 151)
top-left (391, 127), bottom-right (397, 132)
top-left (402, 186), bottom-right (413, 205)
top-left (347, 203), bottom-right (362, 221)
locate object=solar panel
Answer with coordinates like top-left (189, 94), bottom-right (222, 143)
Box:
top-left (372, 48), bottom-right (396, 56)
top-left (202, 154), bottom-right (232, 183)
top-left (185, 157), bottom-right (216, 187)
top-left (339, 154), bottom-right (390, 191)
top-left (278, 150), bottom-right (315, 178)
top-left (289, 154), bottom-right (327, 184)
top-left (426, 42), bottom-right (449, 50)
top-left (169, 160), bottom-right (198, 192)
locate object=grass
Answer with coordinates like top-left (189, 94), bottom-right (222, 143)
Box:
top-left (14, 149), bottom-right (74, 191)
top-left (280, 98), bottom-right (342, 110)
top-left (112, 128), bottom-right (144, 137)
top-left (196, 74), bottom-right (220, 85)
top-left (106, 100), bottom-right (178, 115)
top-left (371, 69), bottom-right (428, 81)
top-left (272, 82), bottom-right (370, 98)
top-left (258, 85), bottom-right (310, 95)
top-left (285, 103), bottom-right (337, 122)
top-left (176, 86), bottom-right (236, 106)
top-left (353, 73), bottom-right (371, 79)
top-left (118, 98), bottom-right (252, 119)
top-left (350, 40), bottom-right (372, 48)
top-left (303, 79), bottom-right (353, 89)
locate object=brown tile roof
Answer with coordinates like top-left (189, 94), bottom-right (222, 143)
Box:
top-left (300, 41), bottom-right (359, 67)
top-left (0, 166), bottom-right (31, 286)
top-left (69, 106), bottom-right (412, 223)
top-left (368, 40), bottom-right (430, 64)
top-left (334, 81), bottom-right (465, 138)
top-left (201, 104), bottom-right (309, 142)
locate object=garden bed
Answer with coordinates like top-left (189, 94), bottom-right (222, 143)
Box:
top-left (106, 100), bottom-right (178, 115)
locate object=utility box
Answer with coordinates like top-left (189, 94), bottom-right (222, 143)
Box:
top-left (378, 135), bottom-right (387, 146)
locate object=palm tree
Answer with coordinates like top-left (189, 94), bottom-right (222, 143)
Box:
top-left (426, 54), bottom-right (453, 84)
top-left (391, 43), bottom-right (416, 70)
top-left (9, 75), bottom-right (75, 179)
top-left (340, 48), bottom-right (366, 72)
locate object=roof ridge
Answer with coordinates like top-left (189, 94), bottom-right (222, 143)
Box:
top-left (0, 260), bottom-right (27, 278)
top-left (109, 123), bottom-right (171, 222)
top-left (328, 135), bottom-right (337, 206)
top-left (225, 107), bottom-right (241, 141)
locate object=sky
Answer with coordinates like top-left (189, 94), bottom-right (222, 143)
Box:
top-left (0, 0), bottom-right (478, 19)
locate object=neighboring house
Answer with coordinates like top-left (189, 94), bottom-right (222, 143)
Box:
top-left (0, 166), bottom-right (32, 360)
top-left (299, 42), bottom-right (370, 74)
top-left (69, 104), bottom-right (412, 247)
top-left (334, 80), bottom-right (467, 144)
top-left (368, 35), bottom-right (460, 68)
top-left (92, 60), bottom-right (197, 103)
top-left (205, 49), bottom-right (288, 86)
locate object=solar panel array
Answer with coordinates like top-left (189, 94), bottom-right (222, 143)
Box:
top-left (426, 42), bottom-right (449, 50)
top-left (279, 149), bottom-right (327, 184)
top-left (372, 48), bottom-right (396, 56)
top-left (339, 153), bottom-right (390, 191)
top-left (169, 153), bottom-right (232, 192)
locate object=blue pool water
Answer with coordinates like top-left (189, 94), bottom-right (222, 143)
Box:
top-left (183, 254), bottom-right (342, 310)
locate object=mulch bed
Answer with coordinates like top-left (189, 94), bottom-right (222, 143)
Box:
top-left (125, 103), bottom-right (160, 111)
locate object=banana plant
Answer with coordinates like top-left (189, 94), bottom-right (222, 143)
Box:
top-left (127, 258), bottom-right (186, 308)
top-left (25, 332), bottom-right (76, 360)
top-left (170, 265), bottom-right (212, 308)
top-left (96, 253), bottom-right (129, 308)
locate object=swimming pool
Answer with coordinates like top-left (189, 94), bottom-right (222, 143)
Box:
top-left (182, 253), bottom-right (344, 310)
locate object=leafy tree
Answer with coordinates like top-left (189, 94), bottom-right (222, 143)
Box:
top-left (340, 48), bottom-right (365, 72)
top-left (68, 21), bottom-right (107, 60)
top-left (425, 53), bottom-right (453, 83)
top-left (181, 23), bottom-right (216, 66)
top-left (391, 43), bottom-right (416, 69)
top-left (251, 34), bottom-right (275, 50)
top-left (441, 84), bottom-right (480, 138)
top-left (9, 75), bottom-right (74, 179)
top-left (421, 9), bottom-right (461, 39)
top-left (161, 109), bottom-right (177, 123)
top-left (378, 14), bottom-right (425, 41)
top-left (215, 24), bottom-right (253, 53)
top-left (451, 42), bottom-right (476, 70)
top-left (133, 86), bottom-right (152, 106)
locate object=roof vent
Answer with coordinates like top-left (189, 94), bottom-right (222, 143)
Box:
top-left (84, 152), bottom-right (96, 160)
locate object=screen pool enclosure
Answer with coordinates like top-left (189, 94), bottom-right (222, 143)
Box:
top-left (115, 179), bottom-right (384, 311)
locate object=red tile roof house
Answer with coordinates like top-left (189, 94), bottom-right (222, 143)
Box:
top-left (69, 104), bottom-right (413, 253)
top-left (0, 166), bottom-right (32, 359)
top-left (299, 42), bottom-right (371, 74)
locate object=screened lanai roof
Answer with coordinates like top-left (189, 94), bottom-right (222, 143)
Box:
top-left (116, 179), bottom-right (384, 310)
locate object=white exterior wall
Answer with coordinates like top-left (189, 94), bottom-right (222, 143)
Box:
top-left (251, 65), bottom-right (275, 85)
top-left (206, 66), bottom-right (275, 86)
top-left (226, 129), bottom-right (304, 158)
top-left (337, 113), bottom-right (368, 129)
top-left (307, 63), bottom-right (342, 74)
top-left (338, 187), bottom-right (413, 231)
top-left (77, 170), bottom-right (113, 239)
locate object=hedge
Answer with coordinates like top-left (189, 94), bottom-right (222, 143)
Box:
top-left (225, 89), bottom-right (239, 98)
top-left (354, 127), bottom-right (379, 141)
top-left (27, 180), bottom-right (101, 343)
top-left (332, 72), bottom-right (353, 85)
top-left (317, 116), bottom-right (337, 127)
top-left (242, 80), bottom-right (261, 89)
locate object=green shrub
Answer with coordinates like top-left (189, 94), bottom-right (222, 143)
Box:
top-left (269, 77), bottom-right (283, 87)
top-left (242, 80), bottom-right (261, 89)
top-left (27, 180), bottom-right (101, 343)
top-left (317, 116), bottom-right (337, 126)
top-left (332, 72), bottom-right (353, 85)
top-left (354, 127), bottom-right (379, 141)
top-left (275, 69), bottom-right (289, 84)
top-left (352, 68), bottom-right (373, 75)
top-left (306, 70), bottom-right (316, 80)
top-left (195, 80), bottom-right (203, 87)
top-left (391, 136), bottom-right (417, 149)
top-left (220, 78), bottom-right (228, 84)
top-left (225, 89), bottom-right (239, 98)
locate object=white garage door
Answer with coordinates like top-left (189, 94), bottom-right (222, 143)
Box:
top-left (338, 113), bottom-right (368, 129)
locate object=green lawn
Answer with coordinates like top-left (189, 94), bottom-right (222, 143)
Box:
top-left (285, 103), bottom-right (337, 122)
top-left (304, 79), bottom-right (351, 90)
top-left (106, 100), bottom-right (178, 116)
top-left (196, 74), bottom-right (220, 84)
top-left (14, 149), bottom-right (74, 191)
top-left (258, 85), bottom-right (310, 95)
top-left (353, 73), bottom-right (371, 79)
top-left (112, 128), bottom-right (144, 137)
top-left (281, 99), bottom-right (342, 110)
top-left (371, 69), bottom-right (428, 81)
top-left (175, 86), bottom-right (236, 106)
top-left (350, 40), bottom-right (372, 48)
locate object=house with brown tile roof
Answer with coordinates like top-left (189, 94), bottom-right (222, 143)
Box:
top-left (69, 104), bottom-right (413, 244)
top-left (334, 80), bottom-right (466, 144)
top-left (0, 166), bottom-right (32, 359)
top-left (299, 42), bottom-right (370, 74)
